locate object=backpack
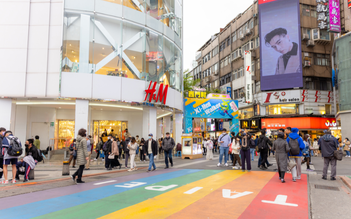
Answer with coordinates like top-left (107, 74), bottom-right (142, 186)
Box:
top-left (102, 142), bottom-right (108, 151)
top-left (69, 143), bottom-right (74, 151)
top-left (36, 148), bottom-right (44, 162)
top-left (250, 139), bottom-right (255, 147)
top-left (7, 137), bottom-right (23, 156)
top-left (288, 137), bottom-right (300, 156)
top-left (257, 137), bottom-right (267, 150)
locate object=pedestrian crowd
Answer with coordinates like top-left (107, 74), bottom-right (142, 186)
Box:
top-left (213, 127), bottom-right (344, 183)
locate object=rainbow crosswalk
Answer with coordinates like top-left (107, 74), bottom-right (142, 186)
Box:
top-left (0, 169), bottom-right (309, 219)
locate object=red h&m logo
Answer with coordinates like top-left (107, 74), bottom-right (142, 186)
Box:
top-left (144, 81), bottom-right (168, 104)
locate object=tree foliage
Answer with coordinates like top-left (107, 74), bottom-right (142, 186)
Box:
top-left (183, 69), bottom-right (200, 97)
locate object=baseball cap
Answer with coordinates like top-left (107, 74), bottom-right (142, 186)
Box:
top-left (149, 133), bottom-right (153, 136)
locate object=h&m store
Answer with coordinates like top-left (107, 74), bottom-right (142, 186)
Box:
top-left (0, 0), bottom-right (184, 149)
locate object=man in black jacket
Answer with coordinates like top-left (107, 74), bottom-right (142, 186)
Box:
top-left (104, 135), bottom-right (113, 170)
top-left (319, 131), bottom-right (338, 180)
top-left (144, 133), bottom-right (158, 172)
top-left (257, 130), bottom-right (272, 170)
top-left (16, 139), bottom-right (39, 182)
top-left (162, 132), bottom-right (175, 169)
top-left (0, 127), bottom-right (6, 180)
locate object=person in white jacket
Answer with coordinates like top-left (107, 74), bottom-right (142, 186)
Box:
top-left (231, 137), bottom-right (242, 170)
top-left (127, 137), bottom-right (138, 172)
top-left (205, 137), bottom-right (213, 160)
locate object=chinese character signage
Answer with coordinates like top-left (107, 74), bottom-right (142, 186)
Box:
top-left (329, 0), bottom-right (341, 32)
top-left (258, 0), bottom-right (303, 91)
top-left (349, 0), bottom-right (351, 8)
top-left (144, 81), bottom-right (168, 104)
top-left (188, 90), bottom-right (207, 98)
top-left (316, 0), bottom-right (341, 33)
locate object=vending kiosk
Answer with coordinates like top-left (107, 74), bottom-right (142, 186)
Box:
top-left (181, 133), bottom-right (203, 159)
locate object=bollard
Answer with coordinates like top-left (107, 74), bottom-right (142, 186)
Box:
top-left (62, 160), bottom-right (70, 176)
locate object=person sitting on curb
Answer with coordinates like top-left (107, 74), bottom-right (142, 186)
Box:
top-left (16, 139), bottom-right (40, 182)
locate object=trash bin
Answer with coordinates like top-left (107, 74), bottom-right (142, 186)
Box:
top-left (62, 161), bottom-right (70, 176)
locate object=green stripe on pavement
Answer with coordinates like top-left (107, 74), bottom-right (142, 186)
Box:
top-left (34, 170), bottom-right (222, 219)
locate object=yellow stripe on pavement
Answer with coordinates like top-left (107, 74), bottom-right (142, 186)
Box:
top-left (99, 170), bottom-right (245, 219)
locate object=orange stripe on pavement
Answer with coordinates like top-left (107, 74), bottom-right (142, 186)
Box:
top-left (167, 171), bottom-right (275, 219)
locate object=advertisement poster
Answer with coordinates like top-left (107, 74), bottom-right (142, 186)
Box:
top-left (329, 0), bottom-right (341, 32)
top-left (193, 137), bottom-right (197, 154)
top-left (259, 0), bottom-right (303, 90)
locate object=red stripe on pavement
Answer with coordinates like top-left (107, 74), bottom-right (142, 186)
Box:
top-left (239, 173), bottom-right (308, 219)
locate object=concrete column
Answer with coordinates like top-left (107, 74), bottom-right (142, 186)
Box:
top-left (156, 118), bottom-right (163, 139)
top-left (142, 107), bottom-right (157, 138)
top-left (75, 100), bottom-right (89, 137)
top-left (0, 99), bottom-right (14, 131)
top-left (79, 14), bottom-right (91, 73)
top-left (163, 116), bottom-right (171, 136)
top-left (174, 113), bottom-right (183, 144)
top-left (14, 106), bottom-right (29, 145)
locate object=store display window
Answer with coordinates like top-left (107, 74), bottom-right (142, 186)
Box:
top-left (266, 104), bottom-right (299, 115)
top-left (93, 120), bottom-right (128, 142)
top-left (57, 120), bottom-right (75, 149)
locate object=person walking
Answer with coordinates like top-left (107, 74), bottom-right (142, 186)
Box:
top-left (94, 137), bottom-right (103, 161)
top-left (231, 137), bottom-right (242, 170)
top-left (110, 137), bottom-right (121, 169)
top-left (217, 129), bottom-right (231, 167)
top-left (205, 137), bottom-right (213, 160)
top-left (250, 135), bottom-right (256, 161)
top-left (319, 131), bottom-right (338, 180)
top-left (123, 137), bottom-right (130, 168)
top-left (343, 138), bottom-right (350, 157)
top-left (301, 135), bottom-right (313, 171)
top-left (272, 131), bottom-right (290, 183)
top-left (257, 130), bottom-right (272, 170)
top-left (144, 133), bottom-right (158, 172)
top-left (2, 131), bottom-right (21, 184)
top-left (85, 136), bottom-right (92, 170)
top-left (139, 138), bottom-right (146, 162)
top-left (162, 132), bottom-right (175, 169)
top-left (68, 139), bottom-right (77, 168)
top-left (0, 127), bottom-right (6, 182)
top-left (240, 131), bottom-right (252, 172)
top-left (312, 138), bottom-right (319, 156)
top-left (104, 135), bottom-right (113, 170)
top-left (127, 137), bottom-right (138, 171)
top-left (33, 135), bottom-right (40, 149)
top-left (287, 128), bottom-right (305, 182)
top-left (71, 129), bottom-right (89, 184)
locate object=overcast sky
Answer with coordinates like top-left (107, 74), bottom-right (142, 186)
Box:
top-left (183, 0), bottom-right (254, 71)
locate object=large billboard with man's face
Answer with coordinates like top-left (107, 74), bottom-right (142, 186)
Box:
top-left (259, 0), bottom-right (303, 91)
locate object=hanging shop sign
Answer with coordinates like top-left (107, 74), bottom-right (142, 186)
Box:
top-left (262, 90), bottom-right (300, 104)
top-left (316, 0), bottom-right (341, 33)
top-left (244, 50), bottom-right (252, 103)
top-left (250, 119), bottom-right (261, 130)
top-left (301, 90), bottom-right (333, 103)
top-left (240, 120), bottom-right (250, 129)
top-left (144, 81), bottom-right (168, 104)
top-left (261, 117), bottom-right (336, 129)
top-left (188, 90), bottom-right (207, 99)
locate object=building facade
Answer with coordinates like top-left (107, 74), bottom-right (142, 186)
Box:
top-left (194, 0), bottom-right (345, 138)
top-left (0, 0), bottom-right (183, 149)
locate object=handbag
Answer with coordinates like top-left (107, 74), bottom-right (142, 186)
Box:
top-left (108, 153), bottom-right (115, 159)
top-left (334, 150), bottom-right (343, 161)
top-left (287, 159), bottom-right (297, 172)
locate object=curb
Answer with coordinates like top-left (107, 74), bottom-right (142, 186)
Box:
top-left (340, 176), bottom-right (351, 190)
top-left (0, 167), bottom-right (147, 191)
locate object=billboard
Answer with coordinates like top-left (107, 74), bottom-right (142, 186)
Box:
top-left (244, 50), bottom-right (252, 103)
top-left (329, 0), bottom-right (341, 33)
top-left (259, 0), bottom-right (303, 91)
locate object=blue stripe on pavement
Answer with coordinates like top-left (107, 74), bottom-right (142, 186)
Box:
top-left (0, 169), bottom-right (202, 219)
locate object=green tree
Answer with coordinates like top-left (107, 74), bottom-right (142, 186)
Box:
top-left (206, 87), bottom-right (221, 95)
top-left (183, 69), bottom-right (200, 97)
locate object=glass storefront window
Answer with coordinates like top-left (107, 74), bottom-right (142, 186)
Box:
top-left (57, 120), bottom-right (75, 149)
top-left (238, 107), bottom-right (254, 119)
top-left (266, 104), bottom-right (299, 115)
top-left (93, 120), bottom-right (128, 142)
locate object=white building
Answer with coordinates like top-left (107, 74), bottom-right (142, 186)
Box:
top-left (0, 0), bottom-right (183, 149)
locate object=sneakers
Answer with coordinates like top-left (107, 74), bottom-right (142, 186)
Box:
top-left (331, 177), bottom-right (336, 180)
top-left (71, 175), bottom-right (76, 183)
top-left (2, 180), bottom-right (9, 184)
top-left (267, 164), bottom-right (273, 167)
top-left (217, 163), bottom-right (221, 167)
top-left (296, 177), bottom-right (301, 180)
top-left (232, 166), bottom-right (238, 170)
top-left (322, 176), bottom-right (327, 180)
top-left (293, 178), bottom-right (296, 182)
top-left (94, 158), bottom-right (97, 161)
top-left (281, 179), bottom-right (286, 183)
top-left (225, 163), bottom-right (228, 167)
top-left (11, 179), bottom-right (16, 184)
top-left (127, 169), bottom-right (134, 172)
top-left (306, 169), bottom-right (314, 171)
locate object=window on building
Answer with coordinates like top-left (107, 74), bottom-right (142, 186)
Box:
top-left (311, 6), bottom-right (317, 17)
top-left (232, 31), bottom-right (237, 42)
top-left (320, 30), bottom-right (330, 40)
top-left (250, 19), bottom-right (254, 29)
top-left (302, 28), bottom-right (311, 39)
top-left (257, 59), bottom-right (260, 69)
top-left (266, 104), bottom-right (299, 115)
top-left (314, 54), bottom-right (330, 66)
top-left (239, 28), bottom-right (243, 36)
top-left (233, 70), bottom-right (237, 80)
top-left (251, 61), bottom-right (255, 73)
top-left (302, 4), bottom-right (310, 16)
top-left (255, 37), bottom-right (260, 48)
top-left (213, 63), bottom-right (218, 72)
top-left (212, 46), bottom-right (218, 57)
top-left (227, 37), bottom-right (231, 46)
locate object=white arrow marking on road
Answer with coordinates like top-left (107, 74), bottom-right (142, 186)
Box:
top-left (115, 182), bottom-right (147, 188)
top-left (222, 189), bottom-right (253, 199)
top-left (184, 187), bottom-right (203, 194)
top-left (93, 180), bottom-right (117, 185)
top-left (262, 195), bottom-right (298, 207)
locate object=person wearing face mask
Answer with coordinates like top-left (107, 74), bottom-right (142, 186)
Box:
top-left (143, 133), bottom-right (158, 172)
top-left (162, 132), bottom-right (175, 169)
top-left (16, 139), bottom-right (39, 182)
top-left (103, 134), bottom-right (113, 170)
top-left (0, 127), bottom-right (6, 181)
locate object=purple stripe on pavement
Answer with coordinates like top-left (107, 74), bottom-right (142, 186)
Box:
top-left (0, 168), bottom-right (179, 210)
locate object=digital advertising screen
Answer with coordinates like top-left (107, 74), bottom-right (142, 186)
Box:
top-left (259, 0), bottom-right (303, 91)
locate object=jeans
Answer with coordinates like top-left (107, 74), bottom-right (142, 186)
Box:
top-left (250, 148), bottom-right (255, 161)
top-left (164, 150), bottom-right (173, 168)
top-left (346, 150), bottom-right (350, 156)
top-left (219, 147), bottom-right (229, 164)
top-left (148, 153), bottom-right (156, 171)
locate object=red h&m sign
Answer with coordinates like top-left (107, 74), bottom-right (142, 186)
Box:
top-left (144, 81), bottom-right (168, 104)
